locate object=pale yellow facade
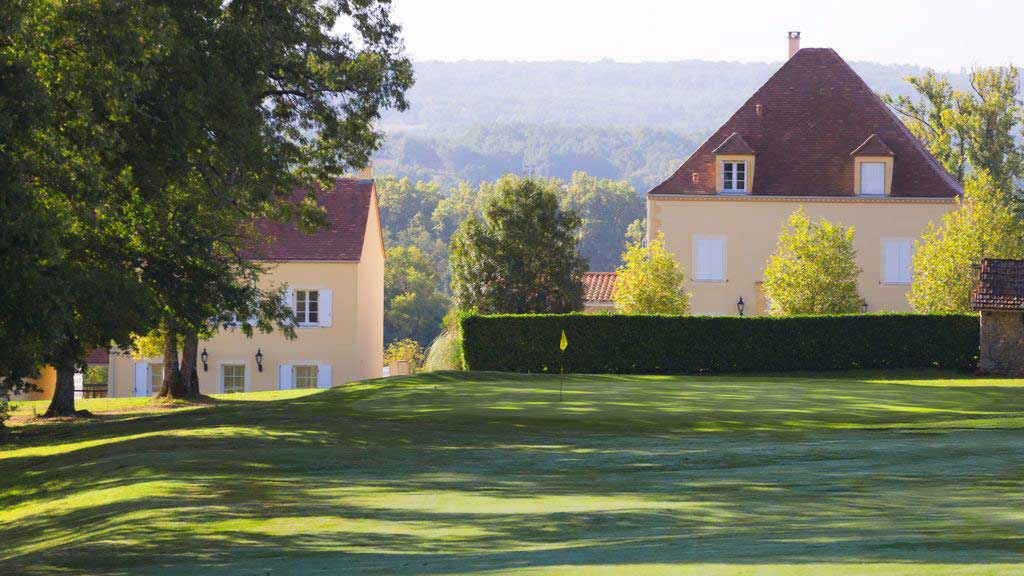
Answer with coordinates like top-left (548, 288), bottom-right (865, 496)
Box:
top-left (106, 192), bottom-right (385, 397)
top-left (648, 194), bottom-right (955, 316)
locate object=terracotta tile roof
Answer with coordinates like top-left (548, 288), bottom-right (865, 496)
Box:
top-left (650, 48), bottom-right (962, 198)
top-left (84, 348), bottom-right (109, 364)
top-left (851, 133), bottom-right (894, 156)
top-left (249, 178), bottom-right (375, 261)
top-left (712, 132), bottom-right (756, 155)
top-left (971, 259), bottom-right (1024, 311)
top-left (583, 272), bottom-right (617, 303)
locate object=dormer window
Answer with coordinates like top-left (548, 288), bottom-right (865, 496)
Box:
top-left (722, 161), bottom-right (746, 192)
top-left (859, 162), bottom-right (886, 195)
top-left (712, 132), bottom-right (756, 194)
top-left (851, 134), bottom-right (894, 196)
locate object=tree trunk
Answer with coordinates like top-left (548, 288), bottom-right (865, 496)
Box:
top-left (44, 358), bottom-right (77, 417)
top-left (180, 332), bottom-right (201, 397)
top-left (157, 322), bottom-right (187, 398)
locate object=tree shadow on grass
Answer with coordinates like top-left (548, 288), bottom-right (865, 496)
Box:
top-left (4, 374), bottom-right (1024, 574)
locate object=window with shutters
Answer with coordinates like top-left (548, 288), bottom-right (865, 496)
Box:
top-left (859, 162), bottom-right (886, 195)
top-left (294, 365), bottom-right (318, 389)
top-left (692, 236), bottom-right (726, 281)
top-left (221, 364), bottom-right (246, 394)
top-left (294, 290), bottom-right (319, 325)
top-left (882, 239), bottom-right (913, 284)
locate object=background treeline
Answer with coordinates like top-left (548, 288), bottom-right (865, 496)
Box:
top-left (373, 60), bottom-right (976, 189)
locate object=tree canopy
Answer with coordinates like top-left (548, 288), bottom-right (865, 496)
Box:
top-left (909, 172), bottom-right (1024, 313)
top-left (612, 233), bottom-right (690, 315)
top-left (449, 176), bottom-right (586, 313)
top-left (762, 208), bottom-right (863, 315)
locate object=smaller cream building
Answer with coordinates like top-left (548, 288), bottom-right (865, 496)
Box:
top-left (648, 37), bottom-right (962, 315)
top-left (106, 176), bottom-right (385, 397)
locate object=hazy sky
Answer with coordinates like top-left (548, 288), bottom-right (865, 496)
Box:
top-left (392, 0), bottom-right (1022, 70)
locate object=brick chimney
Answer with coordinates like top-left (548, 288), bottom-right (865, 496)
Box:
top-left (788, 31), bottom-right (801, 59)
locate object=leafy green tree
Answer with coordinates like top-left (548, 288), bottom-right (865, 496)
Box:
top-left (883, 67), bottom-right (1024, 193)
top-left (385, 246), bottom-right (449, 345)
top-left (432, 180), bottom-right (495, 242)
top-left (383, 338), bottom-right (425, 372)
top-left (612, 232), bottom-right (689, 315)
top-left (909, 172), bottom-right (1024, 313)
top-left (560, 172), bottom-right (644, 271)
top-left (762, 208), bottom-right (863, 315)
top-left (23, 0), bottom-right (412, 399)
top-left (449, 175), bottom-right (586, 313)
top-left (377, 176), bottom-right (443, 243)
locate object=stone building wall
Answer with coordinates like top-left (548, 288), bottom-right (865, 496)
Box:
top-left (979, 311), bottom-right (1024, 375)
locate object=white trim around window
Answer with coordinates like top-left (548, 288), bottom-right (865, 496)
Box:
top-left (286, 288), bottom-right (333, 328)
top-left (219, 362), bottom-right (248, 394)
top-left (721, 160), bottom-right (748, 193)
top-left (881, 238), bottom-right (914, 285)
top-left (692, 235), bottom-right (727, 282)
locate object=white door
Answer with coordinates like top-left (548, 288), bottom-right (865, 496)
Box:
top-left (134, 362), bottom-right (149, 397)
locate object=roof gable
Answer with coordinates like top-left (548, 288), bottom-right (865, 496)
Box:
top-left (650, 48), bottom-right (962, 198)
top-left (249, 178), bottom-right (375, 262)
top-left (712, 132), bottom-right (756, 155)
top-left (851, 133), bottom-right (894, 156)
top-left (972, 259), bottom-right (1024, 311)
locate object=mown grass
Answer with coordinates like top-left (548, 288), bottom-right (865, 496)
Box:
top-left (3, 370), bottom-right (1024, 575)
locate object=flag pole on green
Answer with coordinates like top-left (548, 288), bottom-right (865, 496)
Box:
top-left (559, 329), bottom-right (568, 402)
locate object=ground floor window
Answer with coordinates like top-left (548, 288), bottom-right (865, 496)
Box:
top-left (221, 364), bottom-right (246, 394)
top-left (149, 363), bottom-right (164, 395)
top-left (83, 365), bottom-right (109, 398)
top-left (294, 365), bottom-right (318, 389)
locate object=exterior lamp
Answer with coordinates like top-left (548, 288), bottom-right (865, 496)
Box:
top-left (255, 348), bottom-right (264, 372)
top-left (737, 297), bottom-right (746, 317)
top-left (201, 348), bottom-right (209, 372)
top-left (861, 300), bottom-right (869, 314)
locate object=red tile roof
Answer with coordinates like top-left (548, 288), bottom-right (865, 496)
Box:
top-left (851, 133), bottom-right (894, 156)
top-left (84, 348), bottom-right (109, 365)
top-left (650, 48), bottom-right (962, 198)
top-left (971, 259), bottom-right (1024, 311)
top-left (712, 132), bottom-right (756, 155)
top-left (249, 178), bottom-right (376, 262)
top-left (583, 272), bottom-right (617, 303)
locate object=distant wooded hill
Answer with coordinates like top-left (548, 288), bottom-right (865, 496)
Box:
top-left (373, 59), bottom-right (971, 191)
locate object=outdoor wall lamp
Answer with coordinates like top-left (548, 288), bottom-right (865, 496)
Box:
top-left (201, 348), bottom-right (209, 372)
top-left (255, 348), bottom-right (264, 372)
top-left (861, 300), bottom-right (869, 313)
top-left (737, 297), bottom-right (745, 317)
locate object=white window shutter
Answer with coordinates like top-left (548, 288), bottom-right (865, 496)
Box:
top-left (860, 163), bottom-right (885, 195)
top-left (317, 364), bottom-right (332, 389)
top-left (134, 362), bottom-right (149, 397)
top-left (712, 239), bottom-right (724, 280)
top-left (279, 364), bottom-right (293, 390)
top-left (883, 241), bottom-right (903, 283)
top-left (319, 289), bottom-right (333, 327)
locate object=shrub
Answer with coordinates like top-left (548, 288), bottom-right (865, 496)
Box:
top-left (461, 313), bottom-right (978, 374)
top-left (384, 338), bottom-right (426, 372)
top-left (423, 330), bottom-right (464, 372)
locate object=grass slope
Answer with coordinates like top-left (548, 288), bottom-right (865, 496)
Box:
top-left (3, 371), bottom-right (1024, 575)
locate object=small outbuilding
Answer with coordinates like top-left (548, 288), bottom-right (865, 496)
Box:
top-left (970, 259), bottom-right (1024, 376)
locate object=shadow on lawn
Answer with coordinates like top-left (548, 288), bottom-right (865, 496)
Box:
top-left (3, 374), bottom-right (1024, 574)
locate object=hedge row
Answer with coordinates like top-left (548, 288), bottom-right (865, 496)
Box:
top-left (460, 313), bottom-right (979, 374)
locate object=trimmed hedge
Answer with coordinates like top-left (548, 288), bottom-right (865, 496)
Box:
top-left (461, 313), bottom-right (979, 374)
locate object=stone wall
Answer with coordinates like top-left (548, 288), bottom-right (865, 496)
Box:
top-left (979, 311), bottom-right (1024, 375)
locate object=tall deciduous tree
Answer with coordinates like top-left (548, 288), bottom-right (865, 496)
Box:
top-left (909, 172), bottom-right (1024, 313)
top-left (883, 67), bottom-right (1024, 197)
top-left (612, 232), bottom-right (689, 315)
top-left (24, 1), bottom-right (412, 399)
top-left (449, 175), bottom-right (586, 313)
top-left (385, 245), bottom-right (449, 345)
top-left (560, 172), bottom-right (644, 271)
top-left (762, 208), bottom-right (863, 315)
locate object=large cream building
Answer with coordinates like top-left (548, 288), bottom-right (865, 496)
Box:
top-left (648, 35), bottom-right (962, 316)
top-left (15, 176), bottom-right (385, 401)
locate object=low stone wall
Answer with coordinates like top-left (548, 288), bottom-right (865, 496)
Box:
top-left (979, 311), bottom-right (1024, 376)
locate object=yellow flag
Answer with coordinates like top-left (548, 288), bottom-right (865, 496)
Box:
top-left (560, 329), bottom-right (568, 351)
